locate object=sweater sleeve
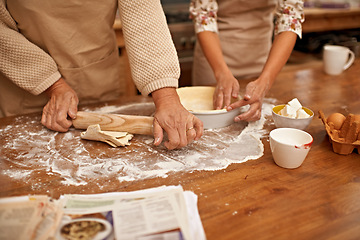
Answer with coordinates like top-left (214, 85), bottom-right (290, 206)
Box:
top-left (0, 0), bottom-right (61, 95)
top-left (118, 0), bottom-right (180, 96)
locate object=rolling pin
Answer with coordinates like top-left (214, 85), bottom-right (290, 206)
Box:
top-left (73, 111), bottom-right (154, 135)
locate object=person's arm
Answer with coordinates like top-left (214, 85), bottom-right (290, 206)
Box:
top-left (228, 0), bottom-right (305, 122)
top-left (197, 31), bottom-right (240, 110)
top-left (228, 31), bottom-right (297, 121)
top-left (151, 88), bottom-right (203, 150)
top-left (119, 0), bottom-right (203, 149)
top-left (0, 1), bottom-right (78, 131)
top-left (0, 1), bottom-right (60, 95)
top-left (190, 0), bottom-right (239, 110)
top-left (258, 32), bottom-right (298, 87)
top-left (41, 78), bottom-right (78, 132)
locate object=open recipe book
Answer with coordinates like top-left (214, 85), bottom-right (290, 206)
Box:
top-left (0, 185), bottom-right (206, 240)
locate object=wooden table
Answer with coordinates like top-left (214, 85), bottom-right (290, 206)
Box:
top-left (1, 59), bottom-right (360, 239)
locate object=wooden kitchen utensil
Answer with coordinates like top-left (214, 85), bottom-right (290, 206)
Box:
top-left (73, 111), bottom-right (154, 135)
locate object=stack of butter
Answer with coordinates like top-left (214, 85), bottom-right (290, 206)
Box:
top-left (279, 98), bottom-right (311, 119)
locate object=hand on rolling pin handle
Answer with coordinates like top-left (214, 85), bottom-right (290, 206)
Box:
top-left (41, 78), bottom-right (79, 132)
top-left (151, 88), bottom-right (204, 150)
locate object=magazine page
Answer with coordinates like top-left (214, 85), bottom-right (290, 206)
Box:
top-left (57, 186), bottom-right (194, 240)
top-left (0, 186), bottom-right (206, 240)
top-left (0, 195), bottom-right (62, 240)
top-left (112, 193), bottom-right (185, 240)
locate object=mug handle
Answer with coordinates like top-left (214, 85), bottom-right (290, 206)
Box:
top-left (343, 50), bottom-right (355, 70)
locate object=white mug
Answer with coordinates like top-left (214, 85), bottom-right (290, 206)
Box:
top-left (323, 45), bottom-right (355, 75)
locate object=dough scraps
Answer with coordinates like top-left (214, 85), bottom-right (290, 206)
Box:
top-left (80, 124), bottom-right (133, 147)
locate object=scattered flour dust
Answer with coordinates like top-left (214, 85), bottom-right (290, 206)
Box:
top-left (0, 99), bottom-right (276, 187)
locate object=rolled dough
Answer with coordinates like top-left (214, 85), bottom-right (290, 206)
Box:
top-left (80, 124), bottom-right (133, 147)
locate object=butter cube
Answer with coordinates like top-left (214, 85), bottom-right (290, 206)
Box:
top-left (296, 108), bottom-right (310, 119)
top-left (279, 98), bottom-right (309, 119)
top-left (287, 98), bottom-right (302, 111)
top-left (280, 104), bottom-right (297, 118)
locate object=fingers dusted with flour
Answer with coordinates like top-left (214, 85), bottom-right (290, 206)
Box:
top-left (152, 88), bottom-right (203, 150)
top-left (41, 78), bottom-right (79, 132)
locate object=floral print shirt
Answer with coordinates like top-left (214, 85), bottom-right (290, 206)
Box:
top-left (189, 0), bottom-right (305, 38)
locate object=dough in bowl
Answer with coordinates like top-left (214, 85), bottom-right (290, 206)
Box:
top-left (176, 86), bottom-right (241, 129)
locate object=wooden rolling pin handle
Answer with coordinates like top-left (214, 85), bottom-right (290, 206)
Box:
top-left (73, 111), bottom-right (154, 136)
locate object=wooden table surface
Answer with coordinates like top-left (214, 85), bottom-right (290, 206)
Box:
top-left (1, 59), bottom-right (360, 239)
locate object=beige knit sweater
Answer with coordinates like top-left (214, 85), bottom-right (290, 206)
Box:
top-left (0, 0), bottom-right (180, 116)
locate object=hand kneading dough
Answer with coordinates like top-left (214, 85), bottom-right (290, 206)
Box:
top-left (80, 124), bottom-right (133, 147)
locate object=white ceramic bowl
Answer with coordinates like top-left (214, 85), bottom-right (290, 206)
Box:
top-left (177, 86), bottom-right (241, 129)
top-left (272, 104), bottom-right (314, 130)
top-left (269, 128), bottom-right (313, 169)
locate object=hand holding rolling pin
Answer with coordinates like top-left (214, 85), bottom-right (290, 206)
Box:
top-left (47, 85), bottom-right (204, 150)
top-left (151, 88), bottom-right (203, 150)
top-left (41, 78), bottom-right (79, 133)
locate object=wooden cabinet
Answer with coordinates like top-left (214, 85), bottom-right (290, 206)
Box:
top-left (303, 8), bottom-right (360, 33)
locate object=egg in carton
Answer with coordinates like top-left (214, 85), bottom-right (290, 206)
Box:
top-left (319, 110), bottom-right (360, 155)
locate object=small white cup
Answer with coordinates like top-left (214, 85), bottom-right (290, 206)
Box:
top-left (269, 128), bottom-right (313, 169)
top-left (323, 45), bottom-right (355, 75)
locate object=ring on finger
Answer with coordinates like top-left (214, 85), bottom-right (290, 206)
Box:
top-left (186, 127), bottom-right (194, 132)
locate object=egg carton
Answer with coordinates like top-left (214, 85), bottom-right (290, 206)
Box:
top-left (319, 110), bottom-right (360, 155)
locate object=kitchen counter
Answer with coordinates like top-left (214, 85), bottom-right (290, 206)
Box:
top-left (1, 59), bottom-right (360, 239)
top-left (303, 7), bottom-right (360, 33)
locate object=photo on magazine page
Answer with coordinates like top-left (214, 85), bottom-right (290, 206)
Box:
top-left (55, 211), bottom-right (114, 240)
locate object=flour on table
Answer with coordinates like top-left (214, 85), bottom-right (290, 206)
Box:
top-left (0, 99), bottom-right (276, 187)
